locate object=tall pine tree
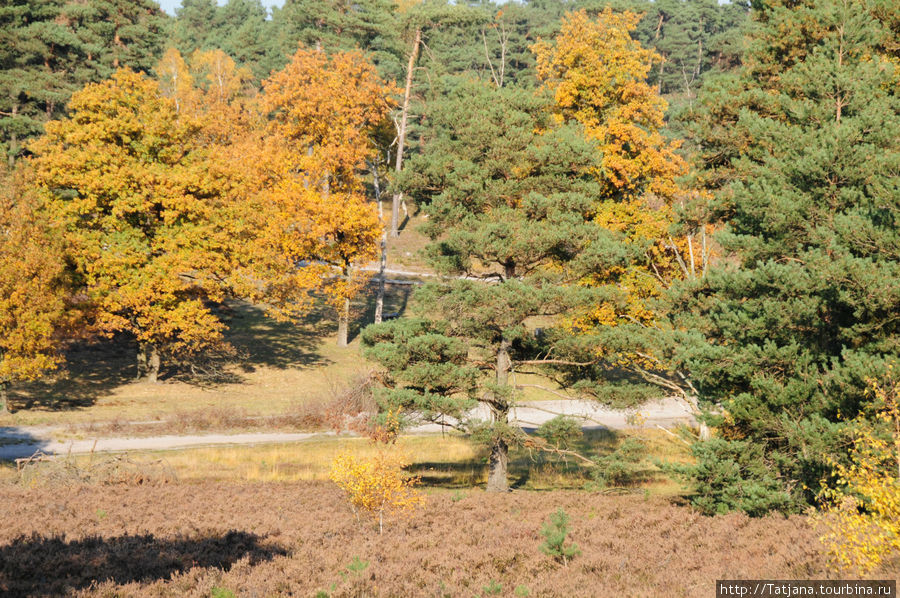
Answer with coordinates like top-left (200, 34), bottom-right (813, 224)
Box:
top-left (363, 81), bottom-right (608, 492)
top-left (671, 0), bottom-right (900, 514)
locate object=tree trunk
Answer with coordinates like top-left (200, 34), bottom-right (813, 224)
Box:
top-left (136, 345), bottom-right (146, 380)
top-left (137, 343), bottom-right (160, 383)
top-left (8, 104), bottom-right (18, 168)
top-left (698, 422), bottom-right (711, 440)
top-left (486, 337), bottom-right (512, 492)
top-left (147, 344), bottom-right (160, 383)
top-left (371, 161), bottom-right (387, 324)
top-left (391, 28), bottom-right (421, 238)
top-left (0, 380), bottom-right (9, 415)
top-left (375, 238), bottom-right (386, 325)
top-left (487, 437), bottom-right (509, 492)
top-left (337, 296), bottom-right (350, 347)
top-left (684, 394), bottom-right (710, 440)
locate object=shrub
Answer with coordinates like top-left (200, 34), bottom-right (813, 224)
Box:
top-left (667, 439), bottom-right (793, 516)
top-left (329, 447), bottom-right (424, 534)
top-left (536, 416), bottom-right (583, 451)
top-left (591, 437), bottom-right (648, 488)
top-left (539, 508), bottom-right (580, 566)
top-left (815, 371), bottom-right (900, 574)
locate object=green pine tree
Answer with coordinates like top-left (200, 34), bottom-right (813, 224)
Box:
top-left (0, 0), bottom-right (167, 165)
top-left (362, 80), bottom-right (608, 492)
top-left (671, 0), bottom-right (900, 513)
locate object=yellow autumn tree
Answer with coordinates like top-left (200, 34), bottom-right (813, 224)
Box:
top-left (260, 47), bottom-right (394, 346)
top-left (330, 412), bottom-right (423, 534)
top-left (816, 368), bottom-right (900, 574)
top-left (533, 9), bottom-right (701, 324)
top-left (532, 9), bottom-right (710, 420)
top-left (28, 69), bottom-right (250, 382)
top-left (330, 448), bottom-right (424, 534)
top-left (533, 8), bottom-right (686, 200)
top-left (0, 166), bottom-right (75, 412)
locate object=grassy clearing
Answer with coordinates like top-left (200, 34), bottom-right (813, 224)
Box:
top-left (8, 428), bottom-right (693, 495)
top-left (0, 288), bottom-right (409, 427)
top-left (0, 279), bottom-right (603, 432)
top-left (384, 210), bottom-right (432, 271)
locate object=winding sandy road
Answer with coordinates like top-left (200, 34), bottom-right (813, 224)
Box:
top-left (0, 398), bottom-right (695, 461)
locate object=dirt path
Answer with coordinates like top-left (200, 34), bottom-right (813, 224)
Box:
top-left (0, 398), bottom-right (695, 460)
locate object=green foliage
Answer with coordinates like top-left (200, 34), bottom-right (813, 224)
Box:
top-left (0, 0), bottom-right (166, 164)
top-left (670, 0), bottom-right (900, 514)
top-left (270, 0), bottom-right (403, 80)
top-left (591, 437), bottom-right (649, 489)
top-left (363, 80), bottom-right (611, 491)
top-left (210, 588), bottom-right (236, 598)
top-left (482, 580), bottom-right (502, 595)
top-left (514, 585), bottom-right (531, 597)
top-left (539, 508), bottom-right (581, 566)
top-left (174, 0), bottom-right (279, 80)
top-left (619, 0), bottom-right (749, 97)
top-left (344, 556), bottom-right (369, 576)
top-left (536, 416), bottom-right (583, 452)
top-left (667, 439), bottom-right (793, 516)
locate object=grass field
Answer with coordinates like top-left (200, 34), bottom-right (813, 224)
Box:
top-left (0, 281), bottom-right (587, 432)
top-left (4, 427), bottom-right (692, 491)
top-left (0, 287), bottom-right (409, 428)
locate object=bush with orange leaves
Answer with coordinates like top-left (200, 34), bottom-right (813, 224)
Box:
top-left (330, 412), bottom-right (424, 534)
top-left (815, 366), bottom-right (900, 574)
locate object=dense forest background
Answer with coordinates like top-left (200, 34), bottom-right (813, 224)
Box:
top-left (1, 0), bottom-right (748, 165)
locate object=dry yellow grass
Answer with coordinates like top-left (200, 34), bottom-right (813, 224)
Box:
top-left (1, 301), bottom-right (376, 427)
top-left (6, 428), bottom-right (692, 495)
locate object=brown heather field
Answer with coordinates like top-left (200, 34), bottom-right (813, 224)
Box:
top-left (2, 480), bottom-right (895, 598)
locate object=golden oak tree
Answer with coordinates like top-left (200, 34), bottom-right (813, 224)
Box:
top-left (533, 10), bottom-right (698, 324)
top-left (29, 69), bottom-right (248, 382)
top-left (533, 8), bottom-right (686, 200)
top-left (260, 47), bottom-right (394, 346)
top-left (0, 166), bottom-right (74, 411)
top-left (533, 9), bottom-right (710, 420)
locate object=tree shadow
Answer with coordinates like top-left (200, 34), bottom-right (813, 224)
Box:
top-left (12, 333), bottom-right (139, 412)
top-left (217, 300), bottom-right (332, 374)
top-left (0, 428), bottom-right (48, 461)
top-left (0, 530), bottom-right (288, 597)
top-left (347, 281), bottom-right (414, 344)
top-left (411, 460), bottom-right (486, 488)
top-left (10, 299), bottom-right (333, 411)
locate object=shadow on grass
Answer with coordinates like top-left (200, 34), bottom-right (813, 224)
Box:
top-left (0, 530), bottom-right (287, 596)
top-left (10, 299), bottom-right (338, 412)
top-left (409, 428), bottom-right (674, 491)
top-left (12, 333), bottom-right (139, 413)
top-left (224, 301), bottom-right (333, 374)
top-left (348, 281), bottom-right (414, 344)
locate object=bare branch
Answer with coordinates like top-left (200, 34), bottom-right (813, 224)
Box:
top-left (655, 424), bottom-right (692, 446)
top-left (516, 359), bottom-right (597, 367)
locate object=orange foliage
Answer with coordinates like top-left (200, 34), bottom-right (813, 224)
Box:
top-left (28, 69), bottom-right (250, 359)
top-left (261, 46), bottom-right (397, 193)
top-left (534, 10), bottom-right (701, 338)
top-left (0, 167), bottom-right (73, 386)
top-left (533, 8), bottom-right (686, 199)
top-left (257, 47), bottom-right (395, 318)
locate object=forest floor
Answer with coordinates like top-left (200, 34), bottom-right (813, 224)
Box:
top-left (1, 480), bottom-right (895, 597)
